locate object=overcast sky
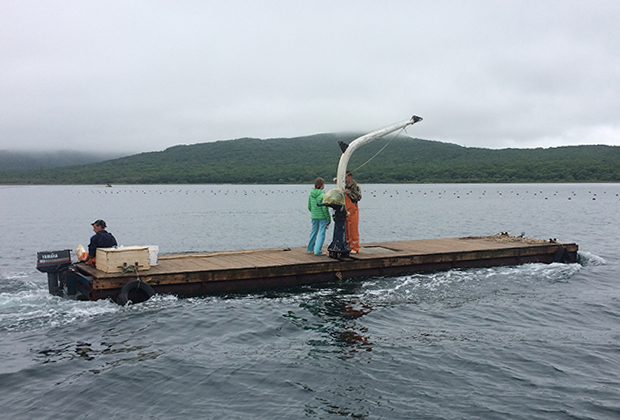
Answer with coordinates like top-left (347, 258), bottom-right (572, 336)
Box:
top-left (1, 0), bottom-right (619, 153)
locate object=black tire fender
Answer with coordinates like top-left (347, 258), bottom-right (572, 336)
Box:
top-left (117, 280), bottom-right (155, 305)
top-left (553, 247), bottom-right (572, 264)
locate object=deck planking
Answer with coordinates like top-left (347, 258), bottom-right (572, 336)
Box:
top-left (71, 236), bottom-right (578, 301)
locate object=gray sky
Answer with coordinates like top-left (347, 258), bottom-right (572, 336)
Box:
top-left (1, 0), bottom-right (619, 153)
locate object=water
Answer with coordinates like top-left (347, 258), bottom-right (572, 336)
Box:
top-left (1, 183), bottom-right (619, 419)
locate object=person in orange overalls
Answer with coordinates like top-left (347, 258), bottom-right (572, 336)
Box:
top-left (344, 171), bottom-right (362, 253)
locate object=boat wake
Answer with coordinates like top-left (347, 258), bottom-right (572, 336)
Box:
top-left (577, 250), bottom-right (605, 266)
top-left (356, 260), bottom-right (584, 309)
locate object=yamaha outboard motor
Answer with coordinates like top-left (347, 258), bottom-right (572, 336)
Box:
top-left (36, 250), bottom-right (72, 296)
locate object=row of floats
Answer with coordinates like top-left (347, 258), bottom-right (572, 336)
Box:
top-left (65, 186), bottom-right (620, 201)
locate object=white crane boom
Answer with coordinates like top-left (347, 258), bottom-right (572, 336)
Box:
top-left (335, 115), bottom-right (423, 191)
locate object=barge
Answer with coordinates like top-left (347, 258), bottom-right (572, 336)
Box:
top-left (37, 235), bottom-right (578, 304)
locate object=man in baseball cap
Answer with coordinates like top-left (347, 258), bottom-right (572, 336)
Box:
top-left (82, 219), bottom-right (118, 266)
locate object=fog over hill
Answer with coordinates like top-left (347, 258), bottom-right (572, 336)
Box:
top-left (0, 150), bottom-right (128, 170)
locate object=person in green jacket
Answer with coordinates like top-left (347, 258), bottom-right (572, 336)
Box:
top-left (307, 177), bottom-right (331, 255)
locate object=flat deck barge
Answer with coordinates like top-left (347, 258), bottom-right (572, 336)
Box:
top-left (64, 235), bottom-right (578, 303)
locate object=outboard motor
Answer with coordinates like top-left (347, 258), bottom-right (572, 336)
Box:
top-left (36, 249), bottom-right (72, 296)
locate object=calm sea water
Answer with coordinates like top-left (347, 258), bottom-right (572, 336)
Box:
top-left (1, 183), bottom-right (619, 419)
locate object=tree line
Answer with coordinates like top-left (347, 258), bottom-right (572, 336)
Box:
top-left (1, 134), bottom-right (619, 184)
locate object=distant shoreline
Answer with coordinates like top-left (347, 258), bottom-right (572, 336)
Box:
top-left (2, 135), bottom-right (619, 184)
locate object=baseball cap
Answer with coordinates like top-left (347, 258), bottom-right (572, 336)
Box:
top-left (91, 219), bottom-right (107, 228)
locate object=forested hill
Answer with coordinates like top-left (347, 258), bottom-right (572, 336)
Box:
top-left (1, 133), bottom-right (619, 184)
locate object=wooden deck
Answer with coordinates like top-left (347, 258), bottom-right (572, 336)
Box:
top-left (67, 235), bottom-right (578, 302)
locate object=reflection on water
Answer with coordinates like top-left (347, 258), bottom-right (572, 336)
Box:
top-left (324, 299), bottom-right (373, 359)
top-left (35, 321), bottom-right (163, 374)
top-left (285, 284), bottom-right (375, 359)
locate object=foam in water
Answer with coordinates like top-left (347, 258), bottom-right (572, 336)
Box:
top-left (356, 260), bottom-right (585, 308)
top-left (0, 290), bottom-right (119, 333)
top-left (577, 251), bottom-right (606, 266)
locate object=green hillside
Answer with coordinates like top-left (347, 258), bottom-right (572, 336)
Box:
top-left (1, 134), bottom-right (619, 184)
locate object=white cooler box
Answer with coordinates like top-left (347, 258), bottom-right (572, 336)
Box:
top-left (96, 246), bottom-right (150, 273)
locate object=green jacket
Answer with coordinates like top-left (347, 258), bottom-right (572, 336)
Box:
top-left (308, 189), bottom-right (331, 222)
